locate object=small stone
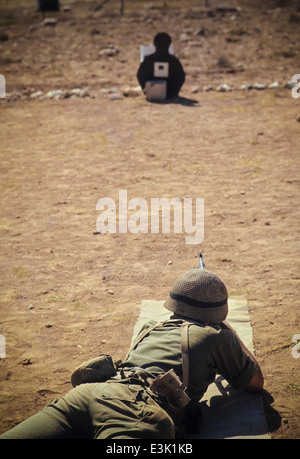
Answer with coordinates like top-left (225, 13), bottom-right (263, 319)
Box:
top-left (62, 91), bottom-right (71, 99)
top-left (253, 82), bottom-right (266, 90)
top-left (122, 86), bottom-right (142, 97)
top-left (42, 18), bottom-right (57, 27)
top-left (71, 88), bottom-right (81, 96)
top-left (109, 93), bottom-right (122, 100)
top-left (99, 46), bottom-right (119, 57)
top-left (6, 90), bottom-right (22, 100)
top-left (79, 88), bottom-right (89, 97)
top-left (216, 83), bottom-right (231, 92)
top-left (195, 27), bottom-right (205, 36)
top-left (107, 289), bottom-right (114, 295)
top-left (296, 114), bottom-right (300, 123)
top-left (240, 83), bottom-right (252, 90)
top-left (179, 33), bottom-right (190, 42)
top-left (268, 81), bottom-right (280, 89)
top-left (285, 81), bottom-right (296, 89)
top-left (108, 87), bottom-right (119, 94)
top-left (45, 89), bottom-right (64, 99)
top-left (30, 90), bottom-right (43, 98)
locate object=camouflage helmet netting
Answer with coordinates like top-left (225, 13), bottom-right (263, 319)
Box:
top-left (164, 269), bottom-right (228, 323)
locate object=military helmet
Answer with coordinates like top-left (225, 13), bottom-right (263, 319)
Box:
top-left (164, 269), bottom-right (228, 323)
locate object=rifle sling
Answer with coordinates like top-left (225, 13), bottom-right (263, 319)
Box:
top-left (181, 322), bottom-right (190, 392)
top-left (125, 319), bottom-right (191, 394)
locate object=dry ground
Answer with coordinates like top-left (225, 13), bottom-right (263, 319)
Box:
top-left (0, 0), bottom-right (299, 439)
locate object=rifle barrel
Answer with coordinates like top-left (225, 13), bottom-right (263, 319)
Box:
top-left (198, 251), bottom-right (205, 269)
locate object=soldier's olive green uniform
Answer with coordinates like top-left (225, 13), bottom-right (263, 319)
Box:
top-left (1, 379), bottom-right (174, 439)
top-left (0, 320), bottom-right (255, 439)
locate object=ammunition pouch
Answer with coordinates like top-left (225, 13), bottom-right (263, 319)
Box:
top-left (150, 369), bottom-right (191, 411)
top-left (71, 354), bottom-right (120, 387)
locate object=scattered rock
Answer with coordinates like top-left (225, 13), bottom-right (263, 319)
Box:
top-left (195, 27), bottom-right (205, 36)
top-left (240, 83), bottom-right (252, 90)
top-left (5, 90), bottom-right (22, 101)
top-left (179, 33), bottom-right (190, 42)
top-left (216, 83), bottom-right (232, 92)
top-left (25, 87), bottom-right (92, 100)
top-left (20, 358), bottom-right (32, 365)
top-left (191, 85), bottom-right (200, 93)
top-left (2, 78), bottom-right (295, 104)
top-left (253, 82), bottom-right (267, 90)
top-left (99, 45), bottom-right (119, 57)
top-left (45, 89), bottom-right (65, 99)
top-left (107, 289), bottom-right (114, 295)
top-left (109, 93), bottom-right (122, 100)
top-left (42, 18), bottom-right (57, 27)
top-left (268, 81), bottom-right (280, 88)
top-left (285, 81), bottom-right (296, 89)
top-left (296, 114), bottom-right (300, 123)
top-left (70, 88), bottom-right (81, 96)
top-left (122, 85), bottom-right (142, 97)
top-left (30, 90), bottom-right (43, 99)
top-left (71, 87), bottom-right (89, 97)
top-left (108, 87), bottom-right (119, 94)
top-left (102, 87), bottom-right (123, 100)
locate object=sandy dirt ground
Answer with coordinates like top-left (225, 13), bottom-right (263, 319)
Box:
top-left (0, 0), bottom-right (299, 439)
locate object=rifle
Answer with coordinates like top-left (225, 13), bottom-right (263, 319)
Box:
top-left (198, 250), bottom-right (205, 269)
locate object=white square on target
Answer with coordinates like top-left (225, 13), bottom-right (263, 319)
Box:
top-left (154, 62), bottom-right (169, 78)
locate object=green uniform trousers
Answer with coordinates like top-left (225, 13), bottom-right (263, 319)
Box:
top-left (0, 381), bottom-right (175, 439)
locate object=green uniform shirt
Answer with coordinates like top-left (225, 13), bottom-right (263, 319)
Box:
top-left (124, 319), bottom-right (256, 402)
